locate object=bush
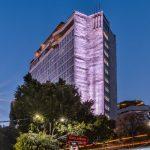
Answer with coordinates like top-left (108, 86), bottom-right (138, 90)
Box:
top-left (14, 132), bottom-right (59, 150)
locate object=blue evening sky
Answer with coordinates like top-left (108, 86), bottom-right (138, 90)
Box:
top-left (0, 0), bottom-right (150, 122)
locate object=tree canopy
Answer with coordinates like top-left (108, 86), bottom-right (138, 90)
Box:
top-left (10, 73), bottom-right (94, 132)
top-left (0, 126), bottom-right (19, 150)
top-left (116, 112), bottom-right (149, 137)
top-left (85, 116), bottom-right (116, 142)
top-left (10, 73), bottom-right (116, 149)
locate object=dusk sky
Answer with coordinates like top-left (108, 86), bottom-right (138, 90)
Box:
top-left (0, 0), bottom-right (150, 122)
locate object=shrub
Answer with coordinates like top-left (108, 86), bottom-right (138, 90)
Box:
top-left (14, 132), bottom-right (59, 150)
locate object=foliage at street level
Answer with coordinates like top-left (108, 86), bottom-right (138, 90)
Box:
top-left (55, 116), bottom-right (116, 142)
top-left (13, 117), bottom-right (116, 149)
top-left (116, 112), bottom-right (150, 137)
top-left (0, 126), bottom-right (19, 150)
top-left (85, 116), bottom-right (116, 142)
top-left (9, 73), bottom-right (118, 149)
top-left (55, 121), bottom-right (92, 136)
top-left (14, 132), bottom-right (59, 150)
top-left (10, 73), bottom-right (94, 132)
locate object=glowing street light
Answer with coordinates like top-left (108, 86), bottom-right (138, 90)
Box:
top-left (59, 117), bottom-right (66, 123)
top-left (33, 113), bottom-right (44, 124)
top-left (147, 121), bottom-right (150, 127)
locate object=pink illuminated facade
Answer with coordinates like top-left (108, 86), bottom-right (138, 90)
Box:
top-left (29, 11), bottom-right (117, 119)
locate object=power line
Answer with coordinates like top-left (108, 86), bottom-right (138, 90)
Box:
top-left (0, 118), bottom-right (30, 124)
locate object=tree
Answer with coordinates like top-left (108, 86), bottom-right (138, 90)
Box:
top-left (85, 116), bottom-right (116, 142)
top-left (54, 116), bottom-right (116, 143)
top-left (10, 73), bottom-right (94, 132)
top-left (0, 126), bottom-right (19, 150)
top-left (116, 112), bottom-right (147, 137)
top-left (14, 132), bottom-right (59, 150)
top-left (0, 126), bottom-right (4, 149)
top-left (10, 73), bottom-right (116, 145)
top-left (55, 121), bottom-right (92, 137)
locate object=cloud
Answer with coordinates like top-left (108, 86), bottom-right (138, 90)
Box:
top-left (0, 79), bottom-right (13, 89)
top-left (0, 70), bottom-right (22, 90)
top-left (0, 91), bottom-right (14, 99)
top-left (0, 99), bottom-right (11, 103)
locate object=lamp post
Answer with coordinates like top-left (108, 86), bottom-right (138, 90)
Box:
top-left (59, 117), bottom-right (66, 123)
top-left (32, 113), bottom-right (45, 132)
top-left (33, 113), bottom-right (67, 135)
top-left (50, 117), bottom-right (67, 136)
top-left (33, 113), bottom-right (44, 124)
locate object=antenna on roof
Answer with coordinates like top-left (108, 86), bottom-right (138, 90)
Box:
top-left (98, 0), bottom-right (102, 12)
top-left (93, 0), bottom-right (97, 14)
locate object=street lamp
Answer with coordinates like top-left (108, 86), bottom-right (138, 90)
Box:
top-left (33, 113), bottom-right (44, 124)
top-left (59, 117), bottom-right (66, 123)
top-left (50, 116), bottom-right (67, 135)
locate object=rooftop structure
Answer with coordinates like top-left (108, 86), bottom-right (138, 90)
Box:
top-left (118, 100), bottom-right (145, 109)
top-left (118, 100), bottom-right (150, 120)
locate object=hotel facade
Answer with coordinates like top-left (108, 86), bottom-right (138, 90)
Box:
top-left (29, 11), bottom-right (117, 119)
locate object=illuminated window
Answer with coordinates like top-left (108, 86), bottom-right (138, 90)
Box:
top-left (104, 31), bottom-right (109, 40)
top-left (104, 42), bottom-right (109, 49)
top-left (105, 87), bottom-right (109, 93)
top-left (105, 78), bottom-right (109, 84)
top-left (104, 50), bottom-right (109, 58)
top-left (105, 96), bottom-right (110, 102)
top-left (105, 105), bottom-right (110, 111)
top-left (105, 69), bottom-right (109, 75)
top-left (104, 59), bottom-right (109, 66)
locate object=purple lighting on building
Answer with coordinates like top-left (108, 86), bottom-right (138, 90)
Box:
top-left (29, 11), bottom-right (117, 119)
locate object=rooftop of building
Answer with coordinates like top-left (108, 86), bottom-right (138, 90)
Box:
top-left (117, 100), bottom-right (150, 115)
top-left (118, 100), bottom-right (145, 109)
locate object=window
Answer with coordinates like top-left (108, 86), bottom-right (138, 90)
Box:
top-left (104, 59), bottom-right (109, 66)
top-left (104, 50), bottom-right (109, 58)
top-left (103, 17), bottom-right (110, 33)
top-left (105, 86), bottom-right (109, 93)
top-left (104, 42), bottom-right (109, 49)
top-left (105, 105), bottom-right (110, 111)
top-left (105, 69), bottom-right (109, 75)
top-left (104, 31), bottom-right (109, 40)
top-left (105, 78), bottom-right (109, 84)
top-left (105, 96), bottom-right (110, 102)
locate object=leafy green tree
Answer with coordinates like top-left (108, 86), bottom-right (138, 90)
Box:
top-left (0, 126), bottom-right (4, 149)
top-left (85, 116), bottom-right (116, 142)
top-left (10, 73), bottom-right (94, 132)
top-left (55, 121), bottom-right (92, 136)
top-left (55, 116), bottom-right (115, 143)
top-left (116, 112), bottom-right (149, 137)
top-left (14, 132), bottom-right (59, 150)
top-left (0, 126), bottom-right (19, 150)
top-left (10, 73), bottom-right (116, 144)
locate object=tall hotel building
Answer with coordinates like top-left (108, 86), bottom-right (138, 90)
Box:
top-left (29, 11), bottom-right (117, 119)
